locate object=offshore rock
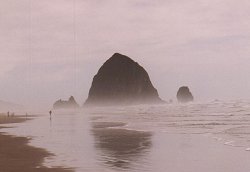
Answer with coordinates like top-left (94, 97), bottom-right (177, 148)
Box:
top-left (84, 53), bottom-right (163, 106)
top-left (176, 86), bottom-right (194, 103)
top-left (53, 96), bottom-right (79, 109)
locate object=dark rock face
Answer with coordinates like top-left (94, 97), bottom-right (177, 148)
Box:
top-left (177, 86), bottom-right (194, 103)
top-left (53, 96), bottom-right (79, 109)
top-left (84, 53), bottom-right (163, 106)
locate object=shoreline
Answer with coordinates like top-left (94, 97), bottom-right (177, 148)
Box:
top-left (0, 115), bottom-right (74, 172)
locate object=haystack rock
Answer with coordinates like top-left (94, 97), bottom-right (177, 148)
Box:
top-left (176, 86), bottom-right (194, 103)
top-left (84, 53), bottom-right (163, 106)
top-left (53, 96), bottom-right (79, 109)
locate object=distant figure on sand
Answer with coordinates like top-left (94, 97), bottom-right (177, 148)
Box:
top-left (7, 111), bottom-right (9, 117)
top-left (49, 110), bottom-right (52, 119)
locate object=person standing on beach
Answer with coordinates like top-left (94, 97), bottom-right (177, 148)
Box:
top-left (7, 111), bottom-right (9, 117)
top-left (49, 110), bottom-right (52, 119)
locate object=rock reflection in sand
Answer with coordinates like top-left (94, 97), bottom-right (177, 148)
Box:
top-left (91, 122), bottom-right (152, 170)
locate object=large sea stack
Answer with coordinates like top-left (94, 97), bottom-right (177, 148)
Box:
top-left (53, 96), bottom-right (79, 109)
top-left (176, 86), bottom-right (194, 103)
top-left (84, 53), bottom-right (163, 106)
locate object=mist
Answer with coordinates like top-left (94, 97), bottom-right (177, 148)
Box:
top-left (1, 0), bottom-right (250, 108)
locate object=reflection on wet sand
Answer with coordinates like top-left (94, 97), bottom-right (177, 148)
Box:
top-left (91, 122), bottom-right (152, 170)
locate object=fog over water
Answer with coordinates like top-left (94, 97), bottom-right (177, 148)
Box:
top-left (1, 0), bottom-right (250, 108)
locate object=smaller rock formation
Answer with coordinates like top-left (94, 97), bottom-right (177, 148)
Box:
top-left (177, 86), bottom-right (194, 103)
top-left (53, 96), bottom-right (79, 109)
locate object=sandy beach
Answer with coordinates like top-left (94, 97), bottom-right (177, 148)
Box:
top-left (1, 103), bottom-right (250, 172)
top-left (0, 115), bottom-right (27, 125)
top-left (0, 115), bottom-right (73, 172)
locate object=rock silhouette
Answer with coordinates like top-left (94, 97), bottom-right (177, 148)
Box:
top-left (84, 53), bottom-right (163, 106)
top-left (53, 96), bottom-right (79, 109)
top-left (177, 86), bottom-right (194, 103)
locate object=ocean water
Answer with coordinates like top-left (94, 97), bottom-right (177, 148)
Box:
top-left (2, 100), bottom-right (250, 172)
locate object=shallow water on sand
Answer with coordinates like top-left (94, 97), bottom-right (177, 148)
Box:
top-left (2, 100), bottom-right (250, 172)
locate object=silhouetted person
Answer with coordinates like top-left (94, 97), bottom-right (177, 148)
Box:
top-left (49, 110), bottom-right (52, 120)
top-left (7, 111), bottom-right (9, 117)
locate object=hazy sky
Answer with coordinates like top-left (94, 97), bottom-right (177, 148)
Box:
top-left (1, 0), bottom-right (250, 107)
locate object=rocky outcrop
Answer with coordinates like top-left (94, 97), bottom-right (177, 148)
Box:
top-left (53, 96), bottom-right (79, 109)
top-left (176, 86), bottom-right (194, 103)
top-left (84, 53), bottom-right (163, 106)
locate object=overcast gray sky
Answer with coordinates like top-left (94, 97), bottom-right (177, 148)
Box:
top-left (1, 0), bottom-right (250, 107)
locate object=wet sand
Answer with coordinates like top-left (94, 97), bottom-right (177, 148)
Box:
top-left (0, 115), bottom-right (73, 172)
top-left (91, 121), bottom-right (152, 170)
top-left (0, 115), bottom-right (27, 124)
